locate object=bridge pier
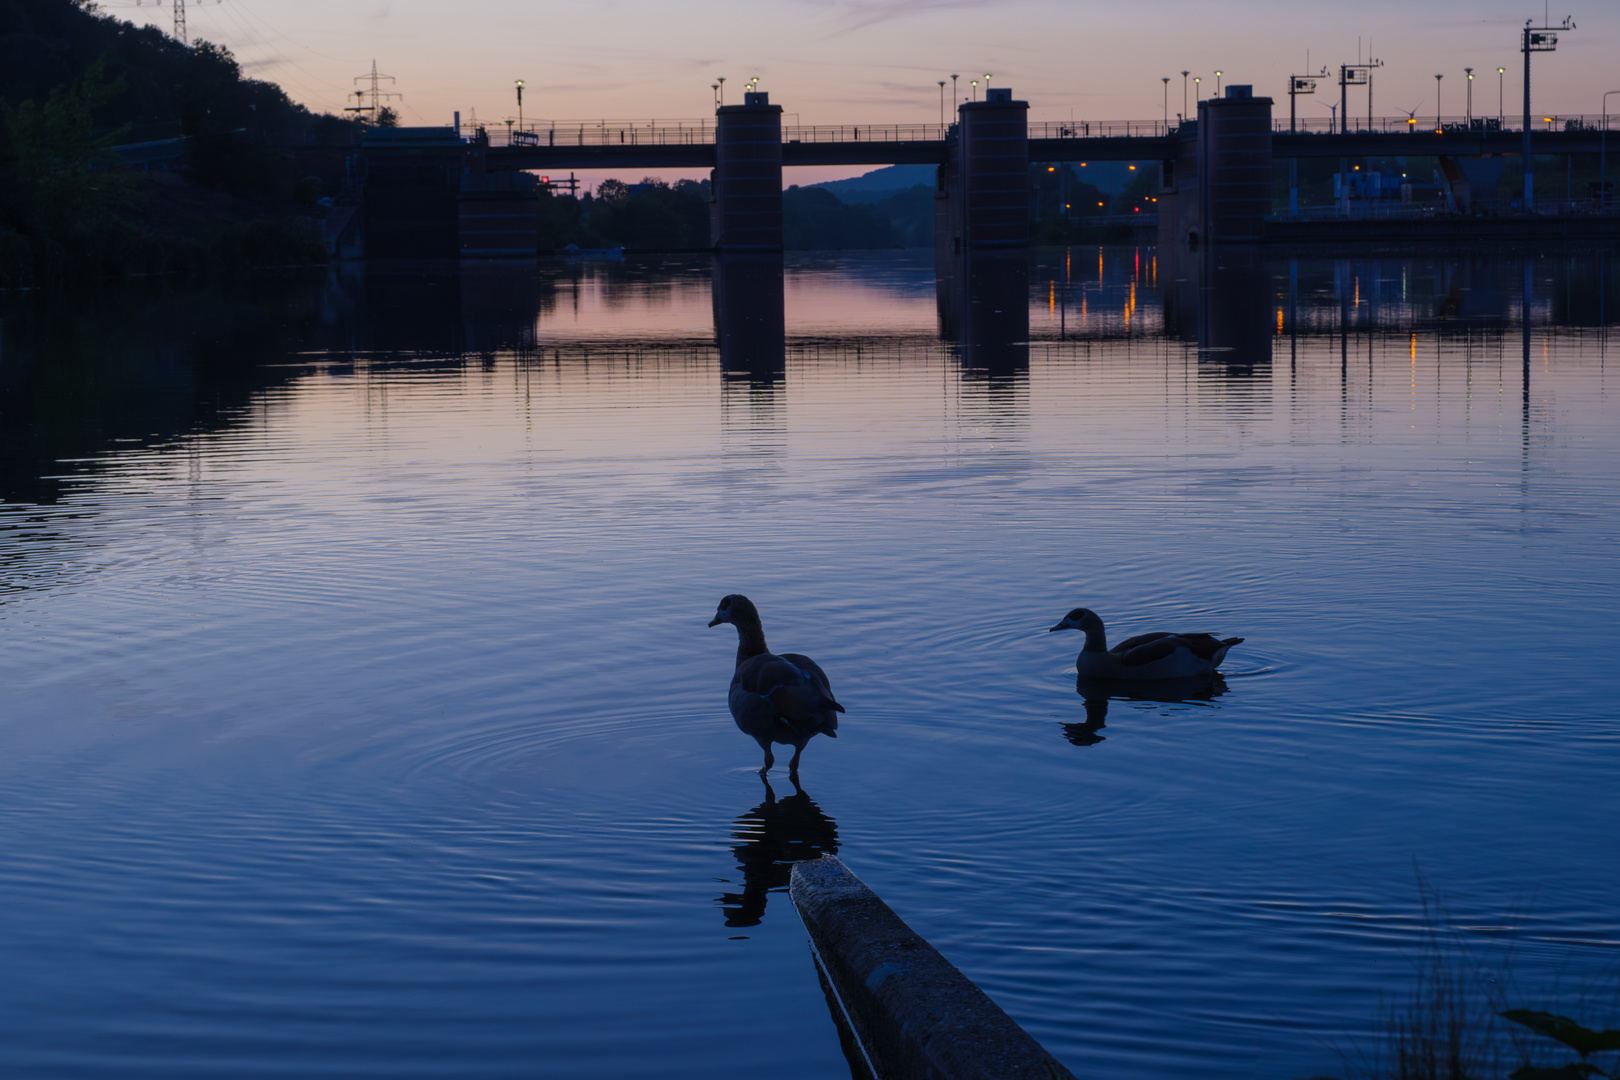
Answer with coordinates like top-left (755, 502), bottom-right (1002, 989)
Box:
top-left (712, 93), bottom-right (784, 252)
top-left (935, 88), bottom-right (1030, 267)
top-left (1158, 85), bottom-right (1274, 249)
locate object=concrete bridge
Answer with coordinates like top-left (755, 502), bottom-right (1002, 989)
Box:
top-left (359, 87), bottom-right (1615, 258)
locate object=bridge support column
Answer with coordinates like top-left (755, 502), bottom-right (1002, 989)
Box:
top-left (935, 88), bottom-right (1030, 264)
top-left (712, 92), bottom-right (784, 251)
top-left (1162, 86), bottom-right (1273, 249)
top-left (1196, 85), bottom-right (1273, 243)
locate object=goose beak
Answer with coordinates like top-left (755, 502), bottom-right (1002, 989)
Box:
top-left (708, 615), bottom-right (723, 627)
top-left (1048, 622), bottom-right (1069, 633)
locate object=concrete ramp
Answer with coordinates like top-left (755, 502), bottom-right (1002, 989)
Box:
top-left (791, 854), bottom-right (1078, 1080)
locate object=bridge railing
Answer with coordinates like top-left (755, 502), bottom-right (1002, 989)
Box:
top-left (477, 120), bottom-right (718, 147)
top-left (470, 114), bottom-right (1618, 147)
top-left (1273, 114), bottom-right (1618, 134)
top-left (1029, 120), bottom-right (1175, 138)
top-left (783, 123), bottom-right (947, 143)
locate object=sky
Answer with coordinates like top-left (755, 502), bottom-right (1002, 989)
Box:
top-left (104, 0), bottom-right (1618, 184)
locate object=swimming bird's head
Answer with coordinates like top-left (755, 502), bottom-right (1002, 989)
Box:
top-left (1049, 607), bottom-right (1102, 634)
top-left (709, 593), bottom-right (759, 628)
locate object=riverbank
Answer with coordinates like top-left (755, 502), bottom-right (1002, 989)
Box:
top-left (0, 168), bottom-right (329, 291)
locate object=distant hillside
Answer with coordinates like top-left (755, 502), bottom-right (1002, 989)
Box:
top-left (810, 165), bottom-right (936, 204)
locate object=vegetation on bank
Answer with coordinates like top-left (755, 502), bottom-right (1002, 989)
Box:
top-left (1299, 885), bottom-right (1620, 1080)
top-left (536, 161), bottom-right (1154, 253)
top-left (1, 0), bottom-right (351, 286)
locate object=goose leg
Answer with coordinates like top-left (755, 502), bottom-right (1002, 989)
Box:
top-left (758, 743), bottom-right (775, 775)
top-left (787, 744), bottom-right (804, 777)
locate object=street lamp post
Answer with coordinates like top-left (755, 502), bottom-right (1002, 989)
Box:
top-left (1162, 77), bottom-right (1170, 127)
top-left (951, 74), bottom-right (959, 110)
top-left (1604, 90), bottom-right (1620, 211)
top-left (1215, 70), bottom-right (1223, 97)
top-left (515, 79), bottom-right (524, 133)
top-left (1194, 76), bottom-right (1201, 107)
top-left (1181, 71), bottom-right (1189, 121)
top-left (1435, 74), bottom-right (1443, 130)
top-left (717, 76), bottom-right (726, 106)
top-left (939, 80), bottom-right (947, 128)
top-left (1465, 68), bottom-right (1473, 126)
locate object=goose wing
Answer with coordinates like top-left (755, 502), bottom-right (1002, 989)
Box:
top-left (735, 652), bottom-right (844, 733)
top-left (1172, 633), bottom-right (1244, 660)
top-left (1115, 634), bottom-right (1190, 667)
top-left (1111, 631), bottom-right (1173, 655)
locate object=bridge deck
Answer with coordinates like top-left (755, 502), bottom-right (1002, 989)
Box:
top-left (466, 121), bottom-right (1611, 173)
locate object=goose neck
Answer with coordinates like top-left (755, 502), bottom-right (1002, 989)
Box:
top-left (733, 620), bottom-right (770, 664)
top-left (1079, 623), bottom-right (1109, 653)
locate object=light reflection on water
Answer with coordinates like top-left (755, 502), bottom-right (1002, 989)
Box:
top-left (1, 249), bottom-right (1617, 1079)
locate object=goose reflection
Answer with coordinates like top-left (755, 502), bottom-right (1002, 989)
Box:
top-left (1064, 673), bottom-right (1229, 747)
top-left (716, 775), bottom-right (839, 928)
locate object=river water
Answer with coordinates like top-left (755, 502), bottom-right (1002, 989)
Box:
top-left (1, 248), bottom-right (1617, 1079)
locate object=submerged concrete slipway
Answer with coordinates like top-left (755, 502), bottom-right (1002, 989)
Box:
top-left (1, 247), bottom-right (1617, 1078)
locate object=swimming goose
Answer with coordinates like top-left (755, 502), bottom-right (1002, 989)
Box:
top-left (1049, 607), bottom-right (1243, 681)
top-left (709, 594), bottom-right (844, 776)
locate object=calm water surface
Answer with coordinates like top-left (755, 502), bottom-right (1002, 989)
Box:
top-left (2, 249), bottom-right (1617, 1078)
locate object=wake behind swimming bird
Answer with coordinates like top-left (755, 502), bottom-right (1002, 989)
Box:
top-left (709, 594), bottom-right (844, 776)
top-left (1049, 607), bottom-right (1243, 681)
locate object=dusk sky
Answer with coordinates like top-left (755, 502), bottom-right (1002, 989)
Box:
top-left (109, 0), bottom-right (1615, 181)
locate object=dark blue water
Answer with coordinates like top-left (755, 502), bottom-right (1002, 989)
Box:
top-left (2, 250), bottom-right (1617, 1078)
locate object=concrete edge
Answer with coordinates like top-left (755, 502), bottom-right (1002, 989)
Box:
top-left (790, 854), bottom-right (1077, 1080)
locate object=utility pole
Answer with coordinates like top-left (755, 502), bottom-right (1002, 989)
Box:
top-left (1288, 71), bottom-right (1322, 133)
top-left (1522, 16), bottom-right (1575, 212)
top-left (1338, 58), bottom-right (1381, 135)
top-left (347, 60), bottom-right (400, 126)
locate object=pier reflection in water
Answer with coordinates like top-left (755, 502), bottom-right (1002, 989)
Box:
top-left (1, 247), bottom-right (1616, 1080)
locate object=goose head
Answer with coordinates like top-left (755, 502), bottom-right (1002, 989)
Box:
top-left (709, 593), bottom-right (760, 629)
top-left (1048, 607), bottom-right (1104, 634)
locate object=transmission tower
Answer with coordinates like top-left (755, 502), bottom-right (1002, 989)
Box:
top-left (174, 0), bottom-right (185, 45)
top-left (346, 60), bottom-right (401, 125)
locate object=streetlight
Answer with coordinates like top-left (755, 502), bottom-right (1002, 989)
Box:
top-left (1498, 67), bottom-right (1506, 125)
top-left (951, 74), bottom-right (959, 110)
top-left (971, 79), bottom-right (978, 101)
top-left (1162, 77), bottom-right (1170, 127)
top-left (1194, 76), bottom-right (1201, 106)
top-left (717, 76), bottom-right (726, 106)
top-left (939, 80), bottom-right (947, 127)
top-left (1181, 70), bottom-right (1189, 120)
top-left (984, 73), bottom-right (992, 94)
top-left (1435, 73), bottom-right (1443, 130)
top-left (1603, 89), bottom-right (1620, 210)
top-left (1215, 70), bottom-right (1223, 96)
top-left (711, 83), bottom-right (719, 109)
top-left (1465, 68), bottom-right (1473, 126)
top-left (515, 79), bottom-right (523, 132)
